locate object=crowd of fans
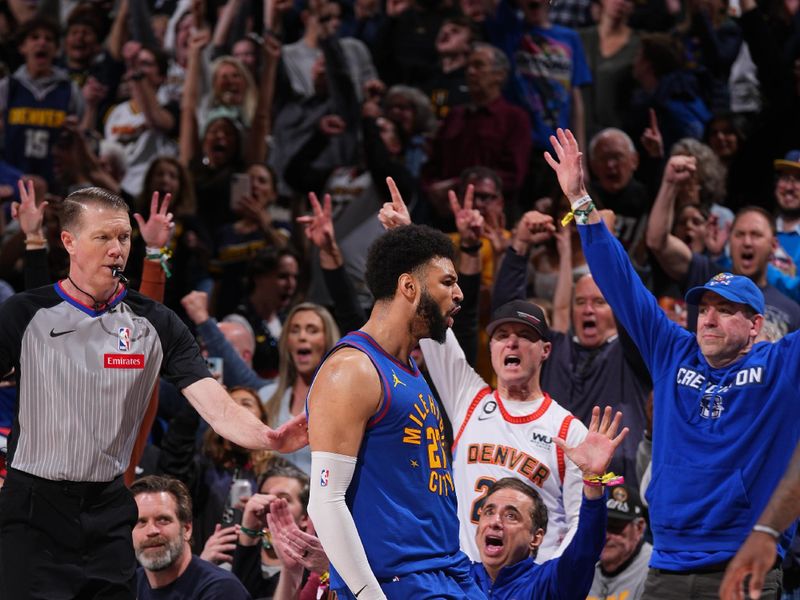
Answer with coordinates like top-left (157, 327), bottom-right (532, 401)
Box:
top-left (0, 0), bottom-right (799, 597)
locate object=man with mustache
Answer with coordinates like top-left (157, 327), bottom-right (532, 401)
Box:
top-left (306, 219), bottom-right (486, 599)
top-left (132, 475), bottom-right (250, 598)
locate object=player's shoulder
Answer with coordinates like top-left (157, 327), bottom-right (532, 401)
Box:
top-left (317, 345), bottom-right (379, 380)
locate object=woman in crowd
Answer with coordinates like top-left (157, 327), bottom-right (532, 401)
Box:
top-left (580, 0), bottom-right (641, 138)
top-left (259, 303), bottom-right (340, 474)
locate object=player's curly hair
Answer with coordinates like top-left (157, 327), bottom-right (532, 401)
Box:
top-left (365, 224), bottom-right (456, 302)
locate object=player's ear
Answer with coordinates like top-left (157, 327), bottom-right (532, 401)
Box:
top-left (398, 272), bottom-right (417, 302)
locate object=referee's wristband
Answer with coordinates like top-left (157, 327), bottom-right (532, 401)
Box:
top-left (752, 524), bottom-right (781, 540)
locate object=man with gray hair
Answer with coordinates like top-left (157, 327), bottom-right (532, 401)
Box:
top-left (422, 42), bottom-right (532, 219)
top-left (588, 128), bottom-right (650, 258)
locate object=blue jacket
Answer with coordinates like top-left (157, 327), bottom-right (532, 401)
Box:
top-left (579, 222), bottom-right (800, 571)
top-left (470, 495), bottom-right (606, 599)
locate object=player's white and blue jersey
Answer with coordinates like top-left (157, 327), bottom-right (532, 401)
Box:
top-left (315, 331), bottom-right (466, 590)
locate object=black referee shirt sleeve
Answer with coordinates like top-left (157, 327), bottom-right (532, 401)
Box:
top-left (155, 307), bottom-right (212, 390)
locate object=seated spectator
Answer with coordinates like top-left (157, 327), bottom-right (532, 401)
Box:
top-left (147, 385), bottom-right (273, 555)
top-left (470, 405), bottom-right (628, 598)
top-left (104, 41), bottom-right (179, 198)
top-left (0, 16), bottom-right (84, 188)
top-left (232, 460), bottom-right (328, 598)
top-left (131, 475), bottom-right (251, 598)
top-left (422, 43), bottom-right (531, 222)
top-left (421, 15), bottom-right (473, 121)
top-left (588, 484), bottom-right (652, 600)
top-left (646, 155), bottom-right (800, 339)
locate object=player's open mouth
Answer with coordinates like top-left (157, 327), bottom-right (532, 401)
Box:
top-left (484, 534), bottom-right (504, 556)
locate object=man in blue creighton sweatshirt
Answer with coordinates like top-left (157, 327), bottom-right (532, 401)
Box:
top-left (544, 128), bottom-right (800, 600)
top-left (470, 406), bottom-right (627, 599)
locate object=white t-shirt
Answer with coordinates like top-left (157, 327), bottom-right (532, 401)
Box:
top-left (104, 90), bottom-right (177, 197)
top-left (420, 329), bottom-right (586, 562)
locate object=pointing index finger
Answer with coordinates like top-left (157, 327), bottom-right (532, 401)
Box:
top-left (386, 177), bottom-right (406, 212)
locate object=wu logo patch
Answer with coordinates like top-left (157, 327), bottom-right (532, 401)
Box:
top-left (118, 327), bottom-right (131, 351)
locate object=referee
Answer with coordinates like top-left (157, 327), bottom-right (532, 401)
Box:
top-left (0, 187), bottom-right (306, 599)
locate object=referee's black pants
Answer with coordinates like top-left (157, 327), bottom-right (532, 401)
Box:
top-left (0, 468), bottom-right (138, 600)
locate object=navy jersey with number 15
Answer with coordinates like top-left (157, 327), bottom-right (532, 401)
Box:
top-left (312, 331), bottom-right (463, 588)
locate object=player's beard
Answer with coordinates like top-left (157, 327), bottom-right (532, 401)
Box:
top-left (135, 534), bottom-right (186, 571)
top-left (417, 290), bottom-right (448, 344)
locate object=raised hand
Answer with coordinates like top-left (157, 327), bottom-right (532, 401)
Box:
top-left (641, 108), bottom-right (664, 159)
top-left (555, 406), bottom-right (628, 479)
top-left (544, 128), bottom-right (588, 202)
top-left (516, 210), bottom-right (556, 246)
top-left (448, 184), bottom-right (484, 245)
top-left (180, 290), bottom-right (210, 325)
top-left (267, 498), bottom-right (330, 574)
top-left (704, 213), bottom-right (730, 257)
top-left (11, 179), bottom-right (47, 238)
top-left (297, 192), bottom-right (336, 253)
top-left (133, 192), bottom-right (174, 249)
top-left (663, 155), bottom-right (697, 186)
top-left (378, 176), bottom-right (411, 230)
top-left (199, 523), bottom-right (238, 564)
top-left (267, 412), bottom-right (309, 453)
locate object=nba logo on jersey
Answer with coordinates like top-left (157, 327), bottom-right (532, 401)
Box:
top-left (320, 468), bottom-right (329, 487)
top-left (118, 327), bottom-right (131, 351)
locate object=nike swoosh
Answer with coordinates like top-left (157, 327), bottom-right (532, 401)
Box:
top-left (354, 585), bottom-right (368, 597)
top-left (49, 328), bottom-right (76, 338)
top-left (477, 414), bottom-right (493, 421)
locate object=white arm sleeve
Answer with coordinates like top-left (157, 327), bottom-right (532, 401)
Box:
top-left (419, 329), bottom-right (488, 428)
top-left (307, 451), bottom-right (387, 600)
